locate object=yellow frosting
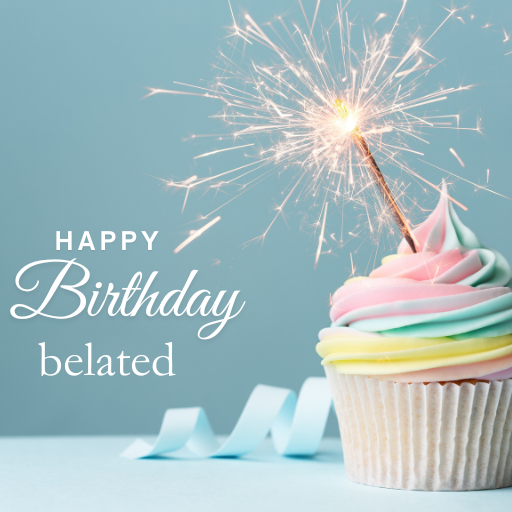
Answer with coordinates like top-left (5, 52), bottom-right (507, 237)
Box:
top-left (380, 253), bottom-right (405, 265)
top-left (342, 255), bottom-right (402, 285)
top-left (316, 334), bottom-right (512, 375)
top-left (343, 276), bottom-right (369, 285)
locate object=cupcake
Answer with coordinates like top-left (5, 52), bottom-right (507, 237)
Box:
top-left (317, 184), bottom-right (512, 491)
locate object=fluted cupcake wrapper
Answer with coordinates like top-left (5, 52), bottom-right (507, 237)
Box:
top-left (325, 366), bottom-right (512, 491)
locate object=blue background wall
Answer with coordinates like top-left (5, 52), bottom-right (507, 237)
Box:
top-left (2, 0), bottom-right (512, 436)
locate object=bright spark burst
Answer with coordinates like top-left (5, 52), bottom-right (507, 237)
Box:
top-left (151, 2), bottom-right (482, 263)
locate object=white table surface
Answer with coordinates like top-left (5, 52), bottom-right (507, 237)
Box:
top-left (1, 436), bottom-right (511, 511)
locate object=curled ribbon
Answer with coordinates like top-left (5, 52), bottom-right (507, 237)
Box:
top-left (121, 377), bottom-right (332, 459)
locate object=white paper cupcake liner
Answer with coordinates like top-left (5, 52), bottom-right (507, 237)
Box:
top-left (325, 365), bottom-right (512, 491)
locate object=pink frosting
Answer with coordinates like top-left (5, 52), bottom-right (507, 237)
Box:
top-left (369, 248), bottom-right (483, 282)
top-left (329, 184), bottom-right (512, 333)
top-left (330, 279), bottom-right (507, 324)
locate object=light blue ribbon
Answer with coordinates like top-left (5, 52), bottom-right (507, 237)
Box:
top-left (121, 377), bottom-right (332, 459)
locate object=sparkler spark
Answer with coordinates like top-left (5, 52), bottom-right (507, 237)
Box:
top-left (449, 148), bottom-right (465, 168)
top-left (151, 2), bottom-right (482, 263)
top-left (315, 202), bottom-right (328, 269)
top-left (174, 216), bottom-right (221, 254)
top-left (194, 144), bottom-right (254, 159)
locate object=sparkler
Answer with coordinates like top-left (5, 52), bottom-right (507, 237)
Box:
top-left (334, 98), bottom-right (416, 253)
top-left (150, 2), bottom-right (482, 262)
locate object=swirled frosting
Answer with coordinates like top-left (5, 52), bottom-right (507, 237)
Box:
top-left (317, 184), bottom-right (512, 382)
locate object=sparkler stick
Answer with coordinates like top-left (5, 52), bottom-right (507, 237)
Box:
top-left (334, 99), bottom-right (417, 253)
